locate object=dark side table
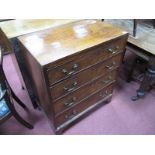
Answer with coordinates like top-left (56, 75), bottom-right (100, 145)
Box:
top-left (104, 19), bottom-right (155, 101)
top-left (126, 43), bottom-right (155, 101)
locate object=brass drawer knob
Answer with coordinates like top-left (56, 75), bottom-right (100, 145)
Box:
top-left (108, 46), bottom-right (119, 54)
top-left (64, 81), bottom-right (78, 92)
top-left (102, 76), bottom-right (112, 84)
top-left (65, 110), bottom-right (77, 120)
top-left (64, 97), bottom-right (77, 107)
top-left (105, 61), bottom-right (116, 70)
top-left (62, 63), bottom-right (78, 76)
top-left (99, 90), bottom-right (108, 98)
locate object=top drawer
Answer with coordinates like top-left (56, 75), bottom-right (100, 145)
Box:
top-left (46, 37), bottom-right (126, 86)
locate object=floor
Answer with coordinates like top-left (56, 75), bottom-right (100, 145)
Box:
top-left (0, 51), bottom-right (155, 135)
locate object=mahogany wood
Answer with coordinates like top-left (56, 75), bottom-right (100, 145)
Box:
top-left (46, 37), bottom-right (126, 85)
top-left (55, 83), bottom-right (114, 126)
top-left (53, 69), bottom-right (118, 115)
top-left (50, 54), bottom-right (122, 100)
top-left (17, 20), bottom-right (128, 134)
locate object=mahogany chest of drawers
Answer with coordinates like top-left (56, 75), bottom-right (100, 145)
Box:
top-left (18, 20), bottom-right (128, 134)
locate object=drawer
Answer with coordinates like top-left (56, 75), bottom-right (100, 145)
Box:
top-left (55, 83), bottom-right (114, 127)
top-left (46, 38), bottom-right (126, 85)
top-left (50, 54), bottom-right (122, 100)
top-left (53, 69), bottom-right (118, 115)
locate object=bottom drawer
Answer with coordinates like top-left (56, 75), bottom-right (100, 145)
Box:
top-left (55, 83), bottom-right (114, 127)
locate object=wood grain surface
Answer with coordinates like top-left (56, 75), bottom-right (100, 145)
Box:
top-left (18, 20), bottom-right (127, 66)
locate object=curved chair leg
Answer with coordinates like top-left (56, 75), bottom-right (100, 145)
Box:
top-left (6, 97), bottom-right (33, 129)
top-left (12, 109), bottom-right (33, 129)
top-left (2, 69), bottom-right (28, 110)
top-left (10, 88), bottom-right (28, 110)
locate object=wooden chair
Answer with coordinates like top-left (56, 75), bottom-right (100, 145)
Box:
top-left (0, 46), bottom-right (33, 129)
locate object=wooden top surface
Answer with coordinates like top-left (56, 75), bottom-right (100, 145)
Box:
top-left (105, 19), bottom-right (155, 55)
top-left (18, 19), bottom-right (128, 66)
top-left (0, 19), bottom-right (78, 39)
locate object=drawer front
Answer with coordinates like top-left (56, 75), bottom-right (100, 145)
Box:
top-left (55, 83), bottom-right (114, 126)
top-left (46, 38), bottom-right (126, 85)
top-left (50, 54), bottom-right (122, 100)
top-left (53, 69), bottom-right (118, 115)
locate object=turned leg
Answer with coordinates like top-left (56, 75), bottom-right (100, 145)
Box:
top-left (131, 57), bottom-right (155, 101)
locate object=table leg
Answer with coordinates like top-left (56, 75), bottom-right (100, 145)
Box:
top-left (133, 19), bottom-right (137, 37)
top-left (153, 19), bottom-right (155, 29)
top-left (131, 57), bottom-right (155, 101)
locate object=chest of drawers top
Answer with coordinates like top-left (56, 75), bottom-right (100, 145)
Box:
top-left (18, 20), bottom-right (127, 66)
